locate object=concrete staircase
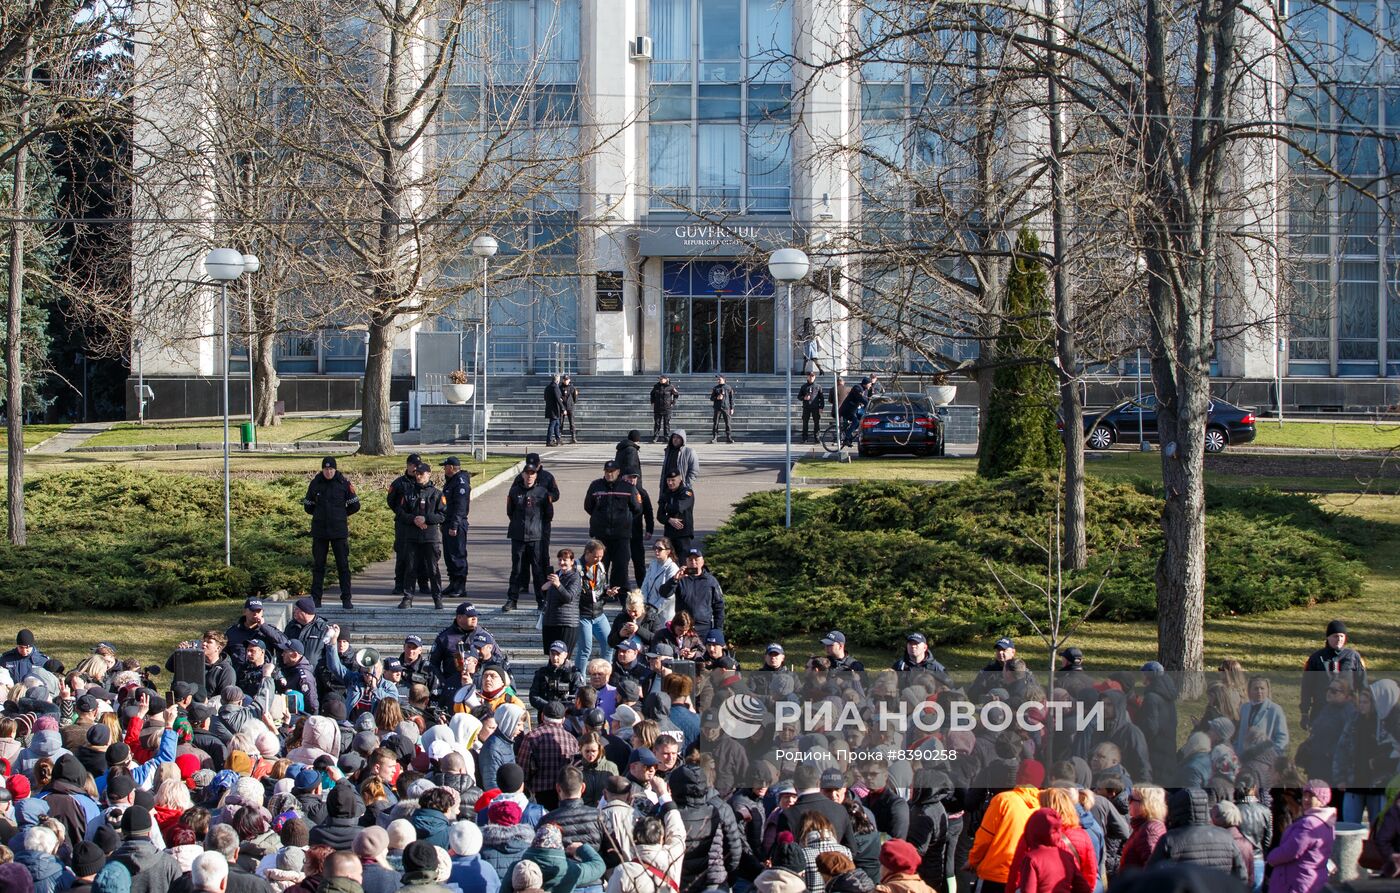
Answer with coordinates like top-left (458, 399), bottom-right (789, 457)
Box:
top-left (453, 374), bottom-right (845, 444)
top-left (311, 603), bottom-right (552, 683)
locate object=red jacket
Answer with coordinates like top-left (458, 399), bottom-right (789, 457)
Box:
top-left (1119, 817), bottom-right (1166, 871)
top-left (1007, 809), bottom-right (1091, 893)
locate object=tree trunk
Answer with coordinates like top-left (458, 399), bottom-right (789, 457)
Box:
top-left (1044, 0), bottom-right (1087, 569)
top-left (6, 40), bottom-right (32, 546)
top-left (358, 314), bottom-right (398, 455)
top-left (252, 327), bottom-right (279, 426)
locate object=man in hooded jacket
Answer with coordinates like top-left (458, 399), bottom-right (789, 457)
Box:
top-left (309, 781), bottom-right (367, 851)
top-left (670, 763), bottom-right (743, 893)
top-left (1148, 787), bottom-right (1250, 883)
top-left (660, 431), bottom-right (699, 493)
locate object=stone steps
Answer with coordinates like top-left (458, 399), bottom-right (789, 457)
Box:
top-left (312, 605), bottom-right (552, 679)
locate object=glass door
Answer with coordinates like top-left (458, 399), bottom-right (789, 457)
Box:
top-left (691, 298), bottom-right (720, 373)
top-left (721, 299), bottom-right (747, 371)
top-left (746, 296), bottom-right (774, 372)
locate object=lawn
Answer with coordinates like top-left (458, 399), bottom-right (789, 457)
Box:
top-left (9, 600), bottom-right (242, 670)
top-left (21, 451), bottom-right (518, 481)
top-left (0, 423), bottom-right (71, 451)
top-left (1252, 419), bottom-right (1400, 452)
top-left (85, 416), bottom-right (358, 447)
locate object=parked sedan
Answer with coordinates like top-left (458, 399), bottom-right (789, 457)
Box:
top-left (858, 393), bottom-right (945, 457)
top-left (1078, 394), bottom-right (1256, 453)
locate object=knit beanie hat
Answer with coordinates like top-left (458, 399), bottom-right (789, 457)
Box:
top-left (879, 839), bottom-right (921, 874)
top-left (354, 826), bottom-right (390, 861)
top-left (488, 800), bottom-right (523, 826)
top-left (401, 840), bottom-right (438, 874)
top-left (1305, 779), bottom-right (1332, 806)
top-left (511, 860), bottom-right (544, 892)
top-left (1015, 759), bottom-right (1046, 788)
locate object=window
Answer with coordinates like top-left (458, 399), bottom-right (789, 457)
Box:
top-left (646, 0), bottom-right (792, 212)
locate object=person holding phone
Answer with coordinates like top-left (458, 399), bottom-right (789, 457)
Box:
top-left (541, 548), bottom-right (582, 656)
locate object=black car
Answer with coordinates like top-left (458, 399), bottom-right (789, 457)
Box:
top-left (857, 392), bottom-right (945, 457)
top-left (1078, 394), bottom-right (1257, 453)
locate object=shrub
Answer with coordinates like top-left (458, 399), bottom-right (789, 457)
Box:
top-left (706, 473), bottom-right (1366, 650)
top-left (0, 468), bottom-right (395, 612)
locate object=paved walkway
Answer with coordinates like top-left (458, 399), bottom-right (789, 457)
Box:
top-left (342, 442), bottom-right (786, 610)
top-left (28, 422), bottom-right (116, 454)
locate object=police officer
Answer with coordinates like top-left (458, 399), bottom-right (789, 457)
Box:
top-left (399, 635), bottom-right (431, 690)
top-left (710, 374), bottom-right (735, 443)
top-left (559, 374), bottom-right (579, 443)
top-left (429, 603), bottom-right (496, 701)
top-left (225, 598), bottom-right (289, 668)
top-left (506, 458), bottom-right (552, 612)
top-left (278, 639), bottom-right (318, 715)
top-left (395, 461), bottom-right (446, 610)
top-left (440, 457), bottom-right (472, 597)
top-left (303, 456), bottom-right (360, 609)
top-left (623, 472), bottom-right (655, 588)
top-left (798, 372), bottom-right (826, 444)
top-left (283, 597), bottom-right (330, 671)
top-left (649, 375), bottom-right (680, 442)
top-left (512, 452), bottom-right (561, 562)
top-left (387, 453), bottom-right (422, 598)
top-left (529, 641), bottom-right (582, 713)
top-left (583, 459), bottom-right (642, 592)
top-left (655, 470), bottom-right (696, 557)
top-left (236, 640), bottom-right (283, 699)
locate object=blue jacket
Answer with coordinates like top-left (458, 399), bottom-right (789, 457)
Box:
top-left (410, 807), bottom-right (453, 849)
top-left (480, 824), bottom-right (534, 884)
top-left (325, 646), bottom-right (401, 713)
top-left (478, 734), bottom-right (516, 793)
top-left (448, 855), bottom-right (501, 893)
top-left (1, 646), bottom-right (49, 683)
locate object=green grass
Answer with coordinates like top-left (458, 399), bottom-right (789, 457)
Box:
top-left (20, 451), bottom-right (518, 481)
top-left (0, 423), bottom-right (71, 451)
top-left (1252, 420), bottom-right (1400, 451)
top-left (86, 416), bottom-right (358, 447)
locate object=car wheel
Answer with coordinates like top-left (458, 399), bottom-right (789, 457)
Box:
top-left (1087, 425), bottom-right (1115, 450)
top-left (1204, 426), bottom-right (1228, 453)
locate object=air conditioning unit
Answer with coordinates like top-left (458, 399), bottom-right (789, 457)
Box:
top-left (630, 36), bottom-right (653, 61)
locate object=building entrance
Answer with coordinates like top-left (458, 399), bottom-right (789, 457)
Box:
top-left (663, 261), bottom-right (775, 374)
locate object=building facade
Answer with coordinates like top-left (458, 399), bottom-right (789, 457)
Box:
top-left (128, 0), bottom-right (1400, 419)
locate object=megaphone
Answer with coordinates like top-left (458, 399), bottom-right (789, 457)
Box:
top-left (352, 647), bottom-right (380, 670)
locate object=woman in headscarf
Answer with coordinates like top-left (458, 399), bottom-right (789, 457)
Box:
top-left (480, 703), bottom-right (528, 792)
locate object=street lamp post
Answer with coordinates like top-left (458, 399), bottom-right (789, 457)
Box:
top-left (204, 248), bottom-right (246, 567)
top-left (242, 254), bottom-right (260, 436)
top-left (769, 247), bottom-right (810, 529)
top-left (471, 234), bottom-right (498, 460)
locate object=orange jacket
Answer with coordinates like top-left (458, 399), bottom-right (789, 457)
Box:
top-left (968, 786), bottom-right (1041, 884)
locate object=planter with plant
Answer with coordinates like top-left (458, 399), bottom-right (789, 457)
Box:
top-left (442, 370), bottom-right (474, 404)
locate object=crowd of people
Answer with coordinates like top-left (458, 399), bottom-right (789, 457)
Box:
top-left (0, 605), bottom-right (1393, 893)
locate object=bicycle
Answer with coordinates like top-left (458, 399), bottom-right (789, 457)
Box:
top-left (819, 410), bottom-right (863, 454)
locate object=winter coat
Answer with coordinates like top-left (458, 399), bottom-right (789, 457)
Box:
top-left (529, 662), bottom-right (581, 713)
top-left (1098, 689), bottom-right (1154, 783)
top-left (395, 481), bottom-right (445, 544)
top-left (1147, 788), bottom-right (1249, 883)
top-left (480, 824), bottom-right (535, 884)
top-left (584, 477), bottom-right (642, 540)
top-left (447, 855), bottom-right (500, 893)
top-left (640, 561), bottom-right (681, 622)
top-left (1301, 644), bottom-right (1367, 726)
top-left (826, 870), bottom-right (876, 893)
top-left (541, 567), bottom-right (581, 627)
top-left (1138, 672), bottom-right (1179, 780)
top-left (672, 571), bottom-right (725, 639)
top-left (606, 802), bottom-right (687, 893)
top-left (649, 382), bottom-right (680, 412)
top-left (308, 783), bottom-right (365, 851)
top-left (659, 432), bottom-right (699, 492)
top-left (864, 787), bottom-right (910, 841)
top-left (1334, 707), bottom-right (1398, 787)
top-left (905, 778), bottom-right (951, 888)
top-left (671, 764), bottom-right (743, 893)
top-left (1008, 809), bottom-right (1091, 893)
top-left (1265, 806), bottom-right (1336, 893)
top-left (615, 439), bottom-right (643, 478)
top-left (1297, 700), bottom-right (1355, 779)
top-left (507, 478), bottom-right (552, 543)
top-left (14, 849), bottom-right (70, 893)
top-left (545, 381), bottom-right (563, 419)
top-left (1119, 817), bottom-right (1166, 872)
top-left (114, 836), bottom-right (183, 893)
top-left (303, 471), bottom-right (360, 539)
top-left (1237, 796), bottom-right (1272, 855)
top-left (968, 785), bottom-right (1040, 884)
top-left (655, 486), bottom-right (695, 543)
top-left (541, 797), bottom-right (603, 849)
top-left (410, 807), bottom-right (453, 849)
top-left (1236, 699), bottom-right (1290, 754)
top-left (507, 844), bottom-right (606, 892)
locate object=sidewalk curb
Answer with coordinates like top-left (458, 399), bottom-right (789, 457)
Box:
top-left (71, 440), bottom-right (356, 454)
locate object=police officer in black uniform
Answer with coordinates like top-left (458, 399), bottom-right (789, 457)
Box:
top-left (512, 453), bottom-right (561, 564)
top-left (236, 640), bottom-right (283, 699)
top-left (303, 456), bottom-right (360, 609)
top-left (399, 635), bottom-right (432, 690)
top-left (623, 473), bottom-right (655, 588)
top-left (283, 597), bottom-right (330, 671)
top-left (798, 372), bottom-right (826, 444)
top-left (649, 375), bottom-right (680, 442)
top-left (225, 598), bottom-right (289, 668)
top-left (387, 453), bottom-right (422, 598)
top-left (278, 639), bottom-right (319, 715)
top-left (583, 460), bottom-right (642, 592)
top-left (710, 374), bottom-right (735, 443)
top-left (429, 603), bottom-right (494, 702)
top-left (656, 470), bottom-right (696, 557)
top-left (440, 457), bottom-right (472, 597)
top-left (396, 462), bottom-right (446, 609)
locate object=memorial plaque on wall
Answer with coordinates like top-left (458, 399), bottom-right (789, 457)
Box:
top-left (596, 271), bottom-right (624, 312)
